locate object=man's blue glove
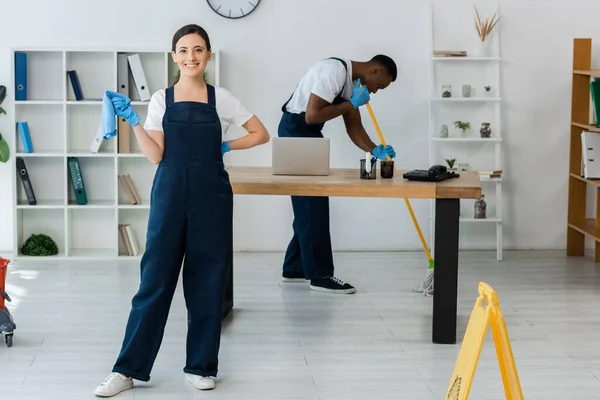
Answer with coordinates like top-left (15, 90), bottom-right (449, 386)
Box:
top-left (106, 91), bottom-right (141, 127)
top-left (349, 78), bottom-right (370, 109)
top-left (372, 144), bottom-right (396, 160)
top-left (221, 141), bottom-right (230, 157)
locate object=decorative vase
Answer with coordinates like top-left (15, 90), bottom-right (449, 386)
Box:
top-left (442, 84), bottom-right (452, 98)
top-left (480, 122), bottom-right (492, 138)
top-left (474, 195), bottom-right (487, 219)
top-left (484, 87), bottom-right (493, 97)
top-left (479, 40), bottom-right (491, 57)
top-left (440, 124), bottom-right (448, 138)
top-left (462, 84), bottom-right (471, 98)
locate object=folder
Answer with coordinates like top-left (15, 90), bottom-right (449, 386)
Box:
top-left (67, 157), bottom-right (88, 205)
top-left (16, 157), bottom-right (36, 205)
top-left (117, 116), bottom-right (130, 153)
top-left (582, 130), bottom-right (600, 179)
top-left (14, 52), bottom-right (27, 101)
top-left (67, 70), bottom-right (84, 101)
top-left (17, 122), bottom-right (33, 153)
top-left (117, 54), bottom-right (130, 96)
top-left (90, 124), bottom-right (104, 153)
top-left (127, 54), bottom-right (150, 101)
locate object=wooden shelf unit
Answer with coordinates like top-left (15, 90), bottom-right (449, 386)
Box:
top-left (567, 38), bottom-right (600, 261)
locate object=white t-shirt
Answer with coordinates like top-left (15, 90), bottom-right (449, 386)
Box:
top-left (143, 86), bottom-right (254, 137)
top-left (284, 58), bottom-right (353, 114)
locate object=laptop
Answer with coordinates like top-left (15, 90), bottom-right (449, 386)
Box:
top-left (272, 137), bottom-right (330, 176)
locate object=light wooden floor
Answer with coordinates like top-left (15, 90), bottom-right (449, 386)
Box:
top-left (1, 250), bottom-right (600, 399)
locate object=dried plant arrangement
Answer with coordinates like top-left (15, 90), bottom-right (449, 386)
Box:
top-left (474, 6), bottom-right (499, 42)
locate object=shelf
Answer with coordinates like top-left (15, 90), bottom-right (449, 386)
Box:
top-left (431, 56), bottom-right (501, 61)
top-left (568, 220), bottom-right (600, 242)
top-left (573, 69), bottom-right (600, 77)
top-left (570, 173), bottom-right (600, 188)
top-left (572, 122), bottom-right (600, 132)
top-left (10, 47), bottom-right (220, 260)
top-left (431, 97), bottom-right (501, 102)
top-left (461, 217), bottom-right (502, 223)
top-left (432, 137), bottom-right (502, 142)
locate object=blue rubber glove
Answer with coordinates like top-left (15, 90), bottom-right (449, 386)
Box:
top-left (221, 141), bottom-right (230, 157)
top-left (372, 144), bottom-right (396, 160)
top-left (349, 78), bottom-right (370, 109)
top-left (106, 91), bottom-right (141, 127)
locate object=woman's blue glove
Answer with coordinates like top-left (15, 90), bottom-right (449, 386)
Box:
top-left (106, 91), bottom-right (141, 127)
top-left (350, 79), bottom-right (370, 109)
top-left (221, 141), bottom-right (230, 157)
top-left (372, 144), bottom-right (396, 160)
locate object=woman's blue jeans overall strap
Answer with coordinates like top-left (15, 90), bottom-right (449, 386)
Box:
top-left (112, 84), bottom-right (233, 381)
top-left (277, 57), bottom-right (348, 280)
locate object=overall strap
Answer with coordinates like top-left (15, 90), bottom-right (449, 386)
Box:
top-left (207, 84), bottom-right (216, 107)
top-left (165, 86), bottom-right (174, 108)
top-left (327, 57), bottom-right (348, 94)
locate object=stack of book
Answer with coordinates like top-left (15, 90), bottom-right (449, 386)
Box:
top-left (119, 224), bottom-right (139, 256)
top-left (432, 50), bottom-right (468, 57)
top-left (479, 170), bottom-right (502, 180)
top-left (119, 174), bottom-right (141, 204)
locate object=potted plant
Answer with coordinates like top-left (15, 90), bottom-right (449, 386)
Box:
top-left (0, 85), bottom-right (9, 164)
top-left (454, 120), bottom-right (470, 136)
top-left (484, 85), bottom-right (493, 97)
top-left (445, 158), bottom-right (457, 170)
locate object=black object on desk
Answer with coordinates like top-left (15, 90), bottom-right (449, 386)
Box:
top-left (403, 165), bottom-right (460, 182)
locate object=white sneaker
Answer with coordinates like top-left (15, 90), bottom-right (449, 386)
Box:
top-left (185, 373), bottom-right (215, 390)
top-left (94, 372), bottom-right (133, 397)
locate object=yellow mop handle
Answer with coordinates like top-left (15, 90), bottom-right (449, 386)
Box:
top-left (362, 92), bottom-right (433, 262)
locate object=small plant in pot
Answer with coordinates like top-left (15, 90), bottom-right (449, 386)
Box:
top-left (445, 158), bottom-right (457, 170)
top-left (453, 120), bottom-right (470, 136)
top-left (484, 85), bottom-right (492, 97)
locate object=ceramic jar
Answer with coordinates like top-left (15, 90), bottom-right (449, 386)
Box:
top-left (440, 124), bottom-right (449, 138)
top-left (462, 84), bottom-right (471, 98)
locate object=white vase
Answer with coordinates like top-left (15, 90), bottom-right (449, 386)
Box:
top-left (479, 40), bottom-right (492, 57)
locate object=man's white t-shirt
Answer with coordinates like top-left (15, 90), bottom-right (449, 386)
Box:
top-left (284, 58), bottom-right (353, 114)
top-left (143, 86), bottom-right (254, 137)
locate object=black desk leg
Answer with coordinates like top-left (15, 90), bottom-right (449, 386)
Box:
top-left (432, 198), bottom-right (460, 344)
top-left (222, 233), bottom-right (234, 319)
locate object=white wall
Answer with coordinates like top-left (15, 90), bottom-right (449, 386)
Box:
top-left (0, 0), bottom-right (598, 253)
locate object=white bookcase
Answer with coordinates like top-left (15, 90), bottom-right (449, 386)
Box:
top-left (9, 47), bottom-right (220, 260)
top-left (427, 3), bottom-right (503, 260)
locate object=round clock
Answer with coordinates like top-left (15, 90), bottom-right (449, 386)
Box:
top-left (206, 0), bottom-right (261, 19)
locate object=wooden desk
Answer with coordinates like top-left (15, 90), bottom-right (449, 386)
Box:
top-left (221, 167), bottom-right (482, 345)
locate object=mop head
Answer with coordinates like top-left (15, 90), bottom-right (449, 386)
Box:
top-left (413, 259), bottom-right (434, 296)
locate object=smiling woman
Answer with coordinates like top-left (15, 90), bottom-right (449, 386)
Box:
top-left (95, 23), bottom-right (270, 398)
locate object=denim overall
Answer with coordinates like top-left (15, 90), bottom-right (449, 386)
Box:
top-left (112, 84), bottom-right (233, 381)
top-left (277, 57), bottom-right (348, 280)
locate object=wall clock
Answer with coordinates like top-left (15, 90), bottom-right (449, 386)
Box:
top-left (206, 0), bottom-right (261, 19)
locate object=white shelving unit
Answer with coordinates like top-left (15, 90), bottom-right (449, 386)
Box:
top-left (9, 47), bottom-right (220, 260)
top-left (427, 3), bottom-right (503, 261)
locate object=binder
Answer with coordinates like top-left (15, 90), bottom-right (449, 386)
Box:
top-left (14, 52), bottom-right (27, 101)
top-left (16, 157), bottom-right (36, 205)
top-left (67, 70), bottom-right (84, 101)
top-left (127, 54), bottom-right (150, 101)
top-left (117, 54), bottom-right (130, 96)
top-left (117, 116), bottom-right (130, 153)
top-left (90, 124), bottom-right (104, 153)
top-left (581, 130), bottom-right (600, 179)
top-left (591, 79), bottom-right (600, 127)
top-left (67, 157), bottom-right (88, 205)
top-left (17, 122), bottom-right (33, 153)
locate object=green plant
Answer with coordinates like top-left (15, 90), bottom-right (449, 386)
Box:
top-left (0, 85), bottom-right (9, 163)
top-left (454, 120), bottom-right (471, 132)
top-left (445, 158), bottom-right (457, 169)
top-left (21, 233), bottom-right (59, 256)
top-left (484, 85), bottom-right (491, 92)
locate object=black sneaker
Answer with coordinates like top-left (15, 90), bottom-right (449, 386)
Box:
top-left (282, 271), bottom-right (306, 282)
top-left (310, 277), bottom-right (356, 294)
